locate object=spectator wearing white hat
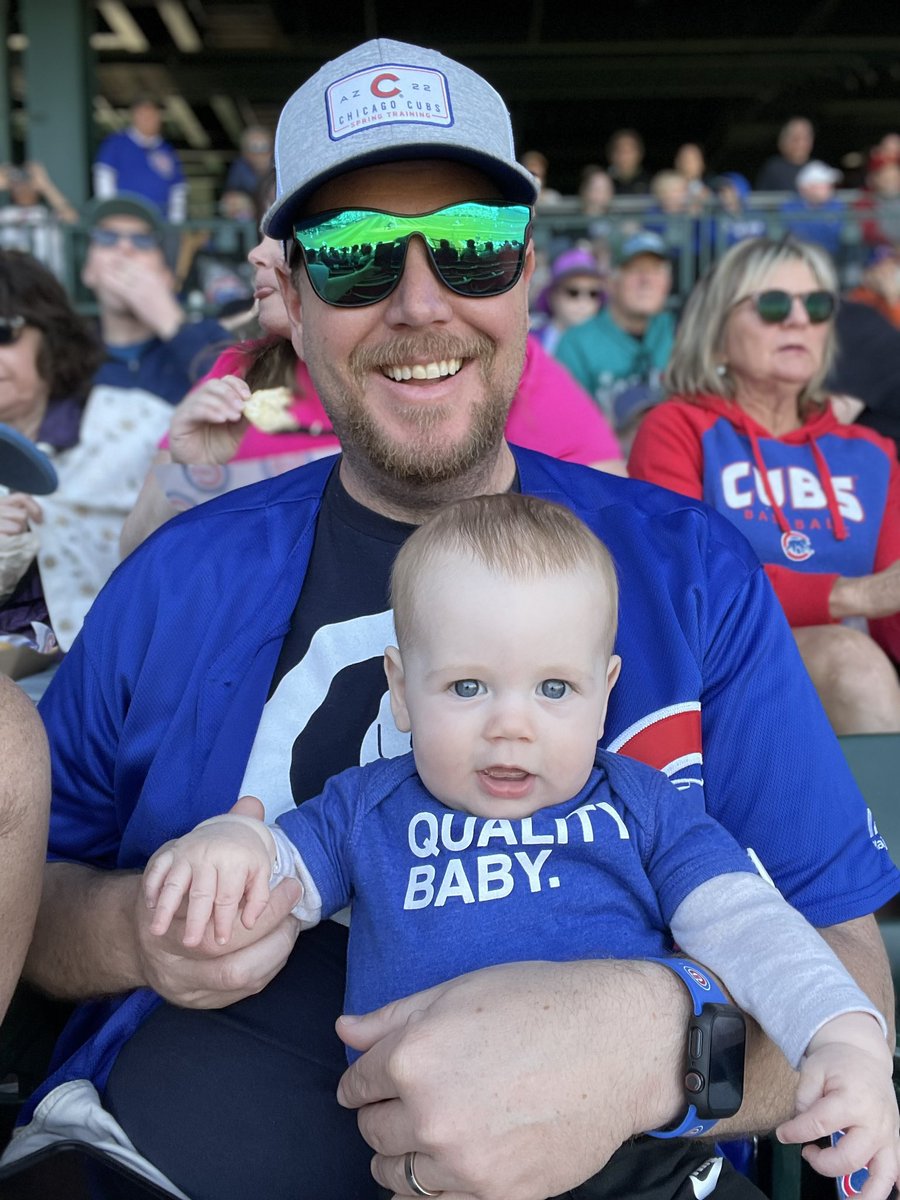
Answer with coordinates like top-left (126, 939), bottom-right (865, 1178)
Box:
top-left (780, 160), bottom-right (846, 261)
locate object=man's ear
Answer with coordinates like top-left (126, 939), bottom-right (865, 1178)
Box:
top-left (522, 239), bottom-right (536, 288)
top-left (383, 646), bottom-right (411, 733)
top-left (275, 255), bottom-right (304, 360)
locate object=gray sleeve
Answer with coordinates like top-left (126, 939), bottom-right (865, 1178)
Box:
top-left (268, 825), bottom-right (324, 929)
top-left (670, 872), bottom-right (887, 1068)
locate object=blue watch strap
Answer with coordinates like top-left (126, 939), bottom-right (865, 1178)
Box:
top-left (646, 956), bottom-right (730, 1013)
top-left (645, 957), bottom-right (729, 1138)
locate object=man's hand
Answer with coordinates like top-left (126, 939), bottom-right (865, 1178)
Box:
top-left (168, 376), bottom-right (251, 466)
top-left (336, 959), bottom-right (687, 1200)
top-left (135, 796), bottom-right (302, 1007)
top-left (91, 255), bottom-right (184, 340)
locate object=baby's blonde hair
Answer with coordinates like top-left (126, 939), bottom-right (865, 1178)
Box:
top-left (390, 493), bottom-right (619, 657)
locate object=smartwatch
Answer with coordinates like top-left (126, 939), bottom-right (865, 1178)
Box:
top-left (645, 957), bottom-right (746, 1139)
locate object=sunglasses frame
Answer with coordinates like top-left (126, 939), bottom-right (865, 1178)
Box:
top-left (742, 289), bottom-right (836, 325)
top-left (292, 201), bottom-right (533, 308)
top-left (0, 315), bottom-right (25, 346)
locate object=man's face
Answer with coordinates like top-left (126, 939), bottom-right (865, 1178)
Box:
top-left (279, 159), bottom-right (534, 504)
top-left (81, 215), bottom-right (169, 313)
top-left (611, 254), bottom-right (671, 323)
top-left (610, 135), bottom-right (642, 174)
top-left (780, 120), bottom-right (813, 164)
top-left (132, 102), bottom-right (162, 139)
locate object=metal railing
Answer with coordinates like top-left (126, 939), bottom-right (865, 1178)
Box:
top-left (0, 191), bottom-right (889, 319)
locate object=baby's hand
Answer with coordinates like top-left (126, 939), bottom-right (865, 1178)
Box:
top-left (776, 1013), bottom-right (900, 1200)
top-left (143, 808), bottom-right (276, 948)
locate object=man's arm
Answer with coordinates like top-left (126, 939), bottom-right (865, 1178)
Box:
top-left (338, 958), bottom-right (691, 1200)
top-left (25, 799), bottom-right (304, 1009)
top-left (0, 678), bottom-right (50, 1022)
top-left (336, 916), bottom-right (892, 1199)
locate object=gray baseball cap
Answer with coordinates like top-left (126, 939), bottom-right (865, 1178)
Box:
top-left (263, 38), bottom-right (538, 238)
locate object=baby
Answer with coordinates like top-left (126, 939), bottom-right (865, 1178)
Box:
top-left (144, 492), bottom-right (900, 1198)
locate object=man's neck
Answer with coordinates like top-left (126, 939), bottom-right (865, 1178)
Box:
top-left (338, 443), bottom-right (518, 525)
top-left (608, 302), bottom-right (649, 337)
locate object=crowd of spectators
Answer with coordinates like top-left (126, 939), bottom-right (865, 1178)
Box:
top-left (0, 97), bottom-right (899, 724)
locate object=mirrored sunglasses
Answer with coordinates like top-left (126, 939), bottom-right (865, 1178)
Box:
top-left (746, 289), bottom-right (836, 324)
top-left (0, 315), bottom-right (25, 345)
top-left (292, 201), bottom-right (532, 308)
top-left (90, 228), bottom-right (161, 251)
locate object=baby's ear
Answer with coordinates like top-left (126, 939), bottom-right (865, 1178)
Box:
top-left (383, 646), bottom-right (411, 733)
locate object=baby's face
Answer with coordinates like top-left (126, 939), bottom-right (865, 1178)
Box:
top-left (386, 555), bottom-right (620, 820)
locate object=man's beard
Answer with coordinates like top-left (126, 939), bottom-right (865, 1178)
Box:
top-left (322, 331), bottom-right (521, 488)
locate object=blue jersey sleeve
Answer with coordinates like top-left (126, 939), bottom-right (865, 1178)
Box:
top-left (694, 532), bottom-right (899, 926)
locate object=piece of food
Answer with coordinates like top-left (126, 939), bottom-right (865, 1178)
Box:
top-left (243, 386), bottom-right (298, 433)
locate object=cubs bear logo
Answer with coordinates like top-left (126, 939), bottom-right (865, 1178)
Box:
top-left (781, 530), bottom-right (815, 562)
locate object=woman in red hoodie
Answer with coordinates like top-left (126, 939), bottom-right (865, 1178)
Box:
top-left (630, 236), bottom-right (900, 734)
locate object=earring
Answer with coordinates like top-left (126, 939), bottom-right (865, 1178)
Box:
top-left (716, 363), bottom-right (728, 378)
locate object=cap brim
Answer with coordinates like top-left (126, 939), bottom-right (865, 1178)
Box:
top-left (263, 143), bottom-right (538, 237)
top-left (0, 425), bottom-right (58, 495)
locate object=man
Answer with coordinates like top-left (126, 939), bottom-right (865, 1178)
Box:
top-left (6, 38), bottom-right (896, 1200)
top-left (224, 125), bottom-right (274, 198)
top-left (755, 117), bottom-right (815, 193)
top-left (93, 97), bottom-right (187, 223)
top-left (82, 194), bottom-right (231, 406)
top-left (554, 230), bottom-right (675, 440)
top-left (605, 128), bottom-right (651, 195)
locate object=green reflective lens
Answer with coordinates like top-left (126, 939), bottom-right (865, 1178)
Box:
top-left (803, 290), bottom-right (836, 322)
top-left (293, 201), bottom-right (532, 307)
top-left (752, 289), bottom-right (835, 324)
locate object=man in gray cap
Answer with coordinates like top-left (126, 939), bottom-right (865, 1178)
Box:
top-left (11, 38), bottom-right (894, 1200)
top-left (554, 229), bottom-right (674, 447)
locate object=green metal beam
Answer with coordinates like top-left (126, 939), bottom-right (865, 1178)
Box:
top-left (20, 0), bottom-right (94, 209)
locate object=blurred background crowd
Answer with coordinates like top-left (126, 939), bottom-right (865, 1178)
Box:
top-left (2, 82), bottom-right (900, 740)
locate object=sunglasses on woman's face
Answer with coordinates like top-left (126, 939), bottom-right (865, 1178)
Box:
top-left (292, 201), bottom-right (532, 307)
top-left (0, 316), bottom-right (25, 345)
top-left (742, 289), bottom-right (836, 324)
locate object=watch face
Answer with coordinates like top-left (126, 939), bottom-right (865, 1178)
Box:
top-left (707, 1011), bottom-right (746, 1116)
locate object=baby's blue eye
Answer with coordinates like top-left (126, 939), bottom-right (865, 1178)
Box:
top-left (540, 679), bottom-right (568, 699)
top-left (453, 679), bottom-right (482, 698)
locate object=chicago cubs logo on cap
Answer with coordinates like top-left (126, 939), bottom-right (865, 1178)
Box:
top-left (326, 62), bottom-right (453, 141)
top-left (781, 530), bottom-right (814, 562)
top-left (685, 966), bottom-right (712, 990)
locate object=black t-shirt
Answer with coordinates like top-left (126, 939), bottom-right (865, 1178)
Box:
top-left (241, 466), bottom-right (417, 808)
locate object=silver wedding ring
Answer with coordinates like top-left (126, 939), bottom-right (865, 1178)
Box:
top-left (404, 1151), bottom-right (442, 1197)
